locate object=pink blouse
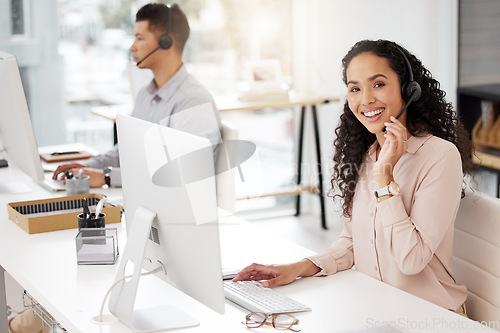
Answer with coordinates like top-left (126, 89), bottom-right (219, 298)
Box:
top-left (308, 134), bottom-right (467, 311)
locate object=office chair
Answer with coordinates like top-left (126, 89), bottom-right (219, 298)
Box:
top-left (215, 121), bottom-right (238, 213)
top-left (450, 188), bottom-right (500, 326)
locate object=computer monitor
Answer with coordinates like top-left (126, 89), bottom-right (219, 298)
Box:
top-left (0, 51), bottom-right (44, 190)
top-left (0, 51), bottom-right (63, 192)
top-left (109, 114), bottom-right (224, 331)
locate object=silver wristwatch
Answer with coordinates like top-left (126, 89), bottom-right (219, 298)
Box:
top-left (374, 181), bottom-right (400, 200)
top-left (103, 166), bottom-right (112, 187)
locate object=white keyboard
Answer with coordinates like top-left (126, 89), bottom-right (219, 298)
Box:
top-left (223, 280), bottom-right (311, 314)
top-left (41, 176), bottom-right (65, 191)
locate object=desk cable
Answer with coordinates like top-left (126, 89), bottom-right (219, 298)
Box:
top-left (98, 266), bottom-right (164, 325)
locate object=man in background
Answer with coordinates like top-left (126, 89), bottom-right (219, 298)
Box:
top-left (53, 3), bottom-right (221, 187)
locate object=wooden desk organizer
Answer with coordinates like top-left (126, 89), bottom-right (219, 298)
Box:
top-left (472, 112), bottom-right (500, 171)
top-left (472, 112), bottom-right (500, 150)
top-left (7, 193), bottom-right (122, 234)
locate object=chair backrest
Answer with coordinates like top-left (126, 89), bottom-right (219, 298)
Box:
top-left (215, 121), bottom-right (238, 213)
top-left (451, 189), bottom-right (500, 326)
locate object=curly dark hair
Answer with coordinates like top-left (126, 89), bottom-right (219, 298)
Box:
top-left (331, 39), bottom-right (473, 218)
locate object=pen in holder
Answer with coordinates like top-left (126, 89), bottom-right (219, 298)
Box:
top-left (66, 174), bottom-right (90, 195)
top-left (77, 213), bottom-right (105, 229)
top-left (75, 199), bottom-right (118, 264)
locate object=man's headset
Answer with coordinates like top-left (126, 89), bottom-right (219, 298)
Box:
top-left (158, 5), bottom-right (173, 50)
top-left (136, 5), bottom-right (173, 66)
top-left (382, 47), bottom-right (422, 132)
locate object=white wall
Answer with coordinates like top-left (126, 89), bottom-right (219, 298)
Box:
top-left (291, 0), bottom-right (458, 227)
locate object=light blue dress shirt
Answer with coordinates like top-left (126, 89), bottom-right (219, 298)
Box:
top-left (85, 64), bottom-right (221, 187)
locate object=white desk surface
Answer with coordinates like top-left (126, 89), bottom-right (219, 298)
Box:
top-left (0, 167), bottom-right (496, 333)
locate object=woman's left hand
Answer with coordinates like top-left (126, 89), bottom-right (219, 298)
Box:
top-left (374, 116), bottom-right (408, 184)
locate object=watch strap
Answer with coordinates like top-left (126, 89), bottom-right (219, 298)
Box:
top-left (104, 174), bottom-right (111, 187)
top-left (103, 166), bottom-right (112, 187)
top-left (374, 185), bottom-right (390, 199)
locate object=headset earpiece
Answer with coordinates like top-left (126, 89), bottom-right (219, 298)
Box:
top-left (398, 48), bottom-right (421, 103)
top-left (158, 5), bottom-right (172, 50)
top-left (402, 80), bottom-right (422, 102)
top-left (382, 46), bottom-right (422, 131)
top-left (159, 34), bottom-right (172, 49)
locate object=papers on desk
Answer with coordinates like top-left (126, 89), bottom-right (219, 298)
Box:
top-left (76, 228), bottom-right (119, 264)
top-left (40, 151), bottom-right (94, 163)
top-left (76, 243), bottom-right (116, 264)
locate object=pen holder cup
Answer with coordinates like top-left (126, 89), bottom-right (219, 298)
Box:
top-left (75, 228), bottom-right (119, 265)
top-left (77, 213), bottom-right (105, 229)
top-left (66, 176), bottom-right (90, 195)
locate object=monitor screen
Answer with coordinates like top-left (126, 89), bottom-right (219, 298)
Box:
top-left (109, 114), bottom-right (224, 331)
top-left (0, 51), bottom-right (45, 184)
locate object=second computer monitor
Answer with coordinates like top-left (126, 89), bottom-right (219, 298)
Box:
top-left (0, 51), bottom-right (45, 184)
top-left (112, 114), bottom-right (224, 330)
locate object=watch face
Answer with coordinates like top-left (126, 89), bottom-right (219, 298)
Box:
top-left (388, 182), bottom-right (400, 195)
top-left (104, 166), bottom-right (112, 175)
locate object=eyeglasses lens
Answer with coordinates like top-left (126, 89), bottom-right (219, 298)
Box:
top-left (247, 313), bottom-right (267, 328)
top-left (274, 314), bottom-right (295, 330)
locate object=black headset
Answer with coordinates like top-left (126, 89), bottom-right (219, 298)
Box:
top-left (398, 47), bottom-right (421, 103)
top-left (135, 4), bottom-right (173, 66)
top-left (381, 46), bottom-right (422, 131)
top-left (158, 4), bottom-right (173, 49)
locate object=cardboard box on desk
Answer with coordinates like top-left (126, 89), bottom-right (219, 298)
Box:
top-left (7, 193), bottom-right (123, 234)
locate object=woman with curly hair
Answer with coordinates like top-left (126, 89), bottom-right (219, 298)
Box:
top-left (234, 39), bottom-right (472, 315)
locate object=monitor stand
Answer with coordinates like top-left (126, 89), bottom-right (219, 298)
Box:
top-left (108, 207), bottom-right (199, 332)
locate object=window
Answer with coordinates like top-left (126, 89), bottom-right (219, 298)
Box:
top-left (11, 0), bottom-right (29, 36)
top-left (6, 0), bottom-right (294, 212)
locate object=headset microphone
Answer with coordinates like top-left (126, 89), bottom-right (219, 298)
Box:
top-left (382, 47), bottom-right (422, 132)
top-left (392, 92), bottom-right (416, 122)
top-left (136, 46), bottom-right (160, 66)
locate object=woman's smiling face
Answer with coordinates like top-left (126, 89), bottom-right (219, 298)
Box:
top-left (346, 52), bottom-right (406, 134)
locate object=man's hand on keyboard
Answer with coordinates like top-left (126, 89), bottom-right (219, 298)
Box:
top-left (233, 260), bottom-right (320, 288)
